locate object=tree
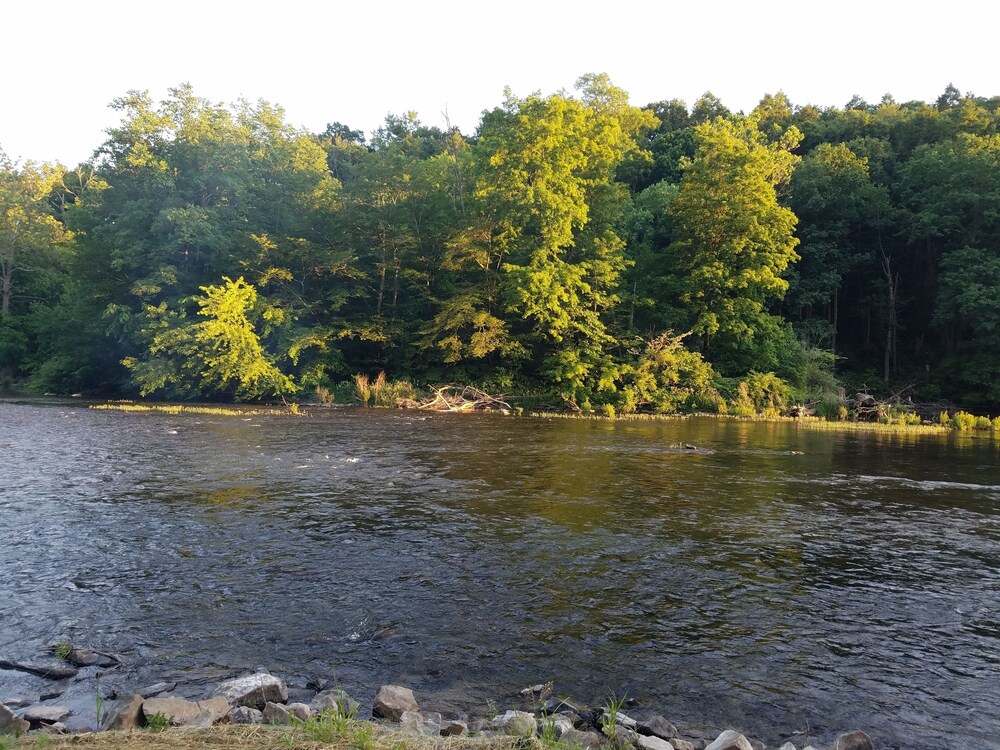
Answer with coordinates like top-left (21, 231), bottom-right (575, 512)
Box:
top-left (667, 115), bottom-right (801, 372)
top-left (473, 76), bottom-right (657, 402)
top-left (123, 276), bottom-right (295, 399)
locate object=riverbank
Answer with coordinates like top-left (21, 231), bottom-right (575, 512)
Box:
top-left (1, 670), bottom-right (874, 750)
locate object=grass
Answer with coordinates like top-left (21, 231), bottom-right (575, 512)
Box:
top-left (89, 402), bottom-right (300, 417)
top-left (2, 725), bottom-right (554, 750)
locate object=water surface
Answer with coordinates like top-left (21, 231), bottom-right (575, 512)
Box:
top-left (2, 401), bottom-right (999, 748)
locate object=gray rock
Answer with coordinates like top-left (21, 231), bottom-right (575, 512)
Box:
top-left (493, 710), bottom-right (537, 737)
top-left (263, 701), bottom-right (292, 725)
top-left (143, 696), bottom-right (227, 727)
top-left (638, 735), bottom-right (676, 750)
top-left (101, 694), bottom-right (145, 731)
top-left (538, 713), bottom-right (576, 739)
top-left (400, 710), bottom-right (442, 737)
top-left (227, 706), bottom-right (264, 725)
top-left (468, 717), bottom-right (490, 733)
top-left (543, 697), bottom-right (582, 716)
top-left (138, 682), bottom-right (176, 699)
top-left (287, 703), bottom-right (312, 722)
top-left (67, 648), bottom-right (119, 668)
top-left (38, 722), bottom-right (69, 734)
top-left (216, 673), bottom-right (288, 709)
top-left (560, 728), bottom-right (604, 748)
top-left (705, 730), bottom-right (753, 750)
top-left (670, 741), bottom-right (696, 750)
top-left (835, 730), bottom-right (874, 750)
top-left (1, 697), bottom-right (30, 708)
top-left (600, 708), bottom-right (638, 730)
top-left (777, 744), bottom-right (797, 750)
top-left (639, 716), bottom-right (679, 740)
top-left (441, 719), bottom-right (468, 736)
top-left (0, 704), bottom-right (30, 734)
top-left (22, 705), bottom-right (71, 724)
top-left (373, 685), bottom-right (418, 721)
top-left (312, 688), bottom-right (359, 718)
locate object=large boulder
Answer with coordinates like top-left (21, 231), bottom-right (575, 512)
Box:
top-left (0, 704), bottom-right (29, 734)
top-left (101, 694), bottom-right (145, 730)
top-left (492, 710), bottom-right (536, 737)
top-left (143, 696), bottom-right (230, 727)
top-left (399, 710), bottom-right (442, 737)
top-left (835, 730), bottom-right (874, 750)
top-left (312, 689), bottom-right (359, 718)
top-left (215, 673), bottom-right (288, 709)
top-left (137, 682), bottom-right (176, 699)
top-left (22, 705), bottom-right (71, 725)
top-left (638, 716), bottom-right (679, 740)
top-left (441, 718), bottom-right (468, 736)
top-left (538, 713), bottom-right (575, 738)
top-left (637, 735), bottom-right (676, 750)
top-left (227, 706), bottom-right (264, 725)
top-left (560, 728), bottom-right (604, 748)
top-left (263, 702), bottom-right (292, 725)
top-left (705, 730), bottom-right (754, 750)
top-left (373, 685), bottom-right (418, 721)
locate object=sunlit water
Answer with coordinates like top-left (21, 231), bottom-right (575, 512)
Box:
top-left (3, 400), bottom-right (1000, 748)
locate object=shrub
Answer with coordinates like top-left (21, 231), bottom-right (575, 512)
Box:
top-left (952, 411), bottom-right (977, 431)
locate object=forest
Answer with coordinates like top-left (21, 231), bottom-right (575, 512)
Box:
top-left (2, 77), bottom-right (1000, 415)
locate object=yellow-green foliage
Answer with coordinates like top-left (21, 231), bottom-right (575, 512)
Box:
top-left (354, 372), bottom-right (416, 407)
top-left (884, 408), bottom-right (921, 426)
top-left (617, 332), bottom-right (717, 414)
top-left (90, 402), bottom-right (295, 417)
top-left (939, 410), bottom-right (951, 425)
top-left (728, 371), bottom-right (791, 417)
top-left (952, 411), bottom-right (978, 430)
top-left (976, 415), bottom-right (994, 430)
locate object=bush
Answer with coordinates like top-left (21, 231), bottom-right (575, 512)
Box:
top-left (952, 411), bottom-right (977, 431)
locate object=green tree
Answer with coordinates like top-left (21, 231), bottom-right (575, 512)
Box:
top-left (667, 115), bottom-right (801, 372)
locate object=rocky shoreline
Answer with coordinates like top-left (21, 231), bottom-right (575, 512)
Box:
top-left (0, 647), bottom-right (876, 750)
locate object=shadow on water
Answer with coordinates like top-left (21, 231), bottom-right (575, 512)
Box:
top-left (3, 401), bottom-right (1000, 748)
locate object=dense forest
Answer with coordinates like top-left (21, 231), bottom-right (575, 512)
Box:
top-left (3, 77), bottom-right (1000, 414)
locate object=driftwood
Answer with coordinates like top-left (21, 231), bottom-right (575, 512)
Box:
top-left (411, 385), bottom-right (511, 412)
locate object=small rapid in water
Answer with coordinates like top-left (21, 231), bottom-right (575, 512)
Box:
top-left (3, 400), bottom-right (1000, 748)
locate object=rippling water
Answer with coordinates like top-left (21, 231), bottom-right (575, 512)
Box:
top-left (3, 400), bottom-right (1000, 748)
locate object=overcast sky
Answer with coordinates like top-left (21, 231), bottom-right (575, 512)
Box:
top-left (3, 0), bottom-right (997, 165)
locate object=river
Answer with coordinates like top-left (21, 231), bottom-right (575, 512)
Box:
top-left (2, 400), bottom-right (999, 748)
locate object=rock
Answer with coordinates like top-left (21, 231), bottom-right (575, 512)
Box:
top-left (22, 705), bottom-right (71, 724)
top-left (143, 696), bottom-right (229, 727)
top-left (639, 716), bottom-right (679, 740)
top-left (560, 728), bottom-right (604, 748)
top-left (519, 683), bottom-right (551, 696)
top-left (0, 659), bottom-right (78, 679)
top-left (263, 701), bottom-right (292, 725)
top-left (215, 673), bottom-right (288, 709)
top-left (468, 718), bottom-right (490, 733)
top-left (39, 691), bottom-right (63, 701)
top-left (138, 682), bottom-right (176, 699)
top-left (441, 719), bottom-right (468, 736)
top-left (835, 730), bottom-right (874, 750)
top-left (400, 710), bottom-right (442, 737)
top-left (373, 685), bottom-right (419, 721)
top-left (39, 722), bottom-right (69, 734)
top-left (287, 703), bottom-right (312, 722)
top-left (670, 741), bottom-right (696, 750)
top-left (0, 704), bottom-right (30, 734)
top-left (286, 687), bottom-right (317, 705)
top-left (1, 697), bottom-right (30, 708)
top-left (638, 735), bottom-right (676, 750)
top-left (492, 710), bottom-right (537, 737)
top-left (599, 708), bottom-right (638, 730)
top-left (542, 697), bottom-right (582, 716)
top-left (705, 730), bottom-right (754, 750)
top-left (67, 648), bottom-right (120, 668)
top-left (538, 713), bottom-right (576, 738)
top-left (197, 696), bottom-right (232, 725)
top-left (101, 694), bottom-right (145, 730)
top-left (312, 688), bottom-right (359, 718)
top-left (777, 743), bottom-right (797, 750)
top-left (227, 706), bottom-right (264, 725)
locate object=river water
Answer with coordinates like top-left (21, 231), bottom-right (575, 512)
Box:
top-left (2, 400), bottom-right (1000, 747)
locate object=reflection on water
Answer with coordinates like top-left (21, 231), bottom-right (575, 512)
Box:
top-left (3, 401), bottom-right (1000, 748)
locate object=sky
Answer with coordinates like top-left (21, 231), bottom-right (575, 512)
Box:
top-left (3, 0), bottom-right (998, 166)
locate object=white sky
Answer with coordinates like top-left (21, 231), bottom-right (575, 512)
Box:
top-left (3, 0), bottom-right (997, 165)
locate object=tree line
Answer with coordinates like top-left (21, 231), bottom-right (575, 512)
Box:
top-left (2, 78), bottom-right (999, 413)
